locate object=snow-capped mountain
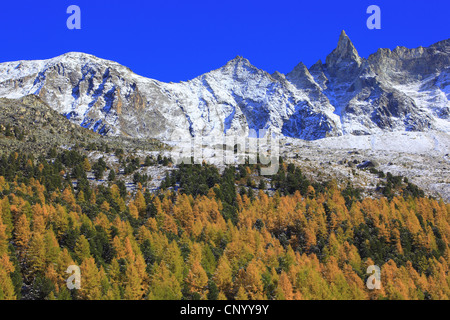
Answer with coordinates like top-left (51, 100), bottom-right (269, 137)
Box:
top-left (0, 31), bottom-right (448, 141)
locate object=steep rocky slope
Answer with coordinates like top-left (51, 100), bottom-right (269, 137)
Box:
top-left (0, 95), bottom-right (165, 156)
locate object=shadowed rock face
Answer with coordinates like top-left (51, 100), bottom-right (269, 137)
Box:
top-left (0, 33), bottom-right (448, 141)
top-left (325, 30), bottom-right (363, 81)
top-left (307, 33), bottom-right (449, 135)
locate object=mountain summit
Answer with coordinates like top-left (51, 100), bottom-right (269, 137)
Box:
top-left (0, 32), bottom-right (448, 141)
top-left (326, 30), bottom-right (362, 68)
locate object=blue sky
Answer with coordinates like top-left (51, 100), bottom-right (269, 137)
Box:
top-left (0, 0), bottom-right (449, 82)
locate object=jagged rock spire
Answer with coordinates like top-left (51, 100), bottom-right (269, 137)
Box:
top-left (326, 30), bottom-right (362, 68)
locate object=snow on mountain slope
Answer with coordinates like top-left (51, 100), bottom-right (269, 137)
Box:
top-left (278, 131), bottom-right (450, 201)
top-left (308, 131), bottom-right (449, 154)
top-left (0, 32), bottom-right (449, 143)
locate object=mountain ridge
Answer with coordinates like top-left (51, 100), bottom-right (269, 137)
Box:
top-left (0, 31), bottom-right (448, 141)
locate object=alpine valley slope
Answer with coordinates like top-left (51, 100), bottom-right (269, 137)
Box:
top-left (0, 31), bottom-right (449, 142)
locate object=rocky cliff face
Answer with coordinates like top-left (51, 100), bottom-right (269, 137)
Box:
top-left (313, 31), bottom-right (450, 136)
top-left (0, 31), bottom-right (448, 141)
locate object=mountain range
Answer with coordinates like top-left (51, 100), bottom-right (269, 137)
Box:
top-left (0, 31), bottom-right (448, 142)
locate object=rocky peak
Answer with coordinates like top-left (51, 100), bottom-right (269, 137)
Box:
top-left (215, 55), bottom-right (267, 79)
top-left (309, 59), bottom-right (324, 72)
top-left (325, 30), bottom-right (362, 70)
top-left (308, 60), bottom-right (329, 90)
top-left (288, 62), bottom-right (309, 76)
top-left (286, 62), bottom-right (319, 90)
top-left (225, 55), bottom-right (252, 67)
top-left (271, 71), bottom-right (286, 81)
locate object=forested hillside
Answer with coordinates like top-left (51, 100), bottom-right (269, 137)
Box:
top-left (0, 149), bottom-right (448, 300)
